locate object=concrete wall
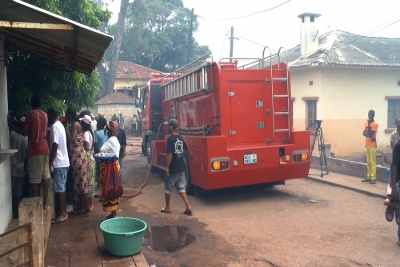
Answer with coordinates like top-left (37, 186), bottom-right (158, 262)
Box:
top-left (96, 104), bottom-right (138, 120)
top-left (0, 40), bottom-right (12, 233)
top-left (310, 155), bottom-right (388, 183)
top-left (292, 65), bottom-right (400, 158)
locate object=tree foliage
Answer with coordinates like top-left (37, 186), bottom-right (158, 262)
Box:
top-left (104, 0), bottom-right (210, 73)
top-left (7, 0), bottom-right (111, 117)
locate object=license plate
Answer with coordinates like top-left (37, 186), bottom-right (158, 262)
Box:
top-left (244, 154), bottom-right (257, 164)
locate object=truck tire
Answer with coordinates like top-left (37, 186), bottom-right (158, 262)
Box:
top-left (183, 149), bottom-right (194, 195)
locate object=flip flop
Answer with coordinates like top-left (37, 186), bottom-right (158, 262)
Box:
top-left (183, 210), bottom-right (193, 216)
top-left (160, 208), bottom-right (171, 213)
top-left (51, 217), bottom-right (67, 224)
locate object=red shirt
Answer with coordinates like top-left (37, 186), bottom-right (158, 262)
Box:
top-left (23, 109), bottom-right (50, 156)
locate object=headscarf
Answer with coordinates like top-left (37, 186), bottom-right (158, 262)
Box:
top-left (79, 115), bottom-right (91, 125)
top-left (107, 120), bottom-right (119, 136)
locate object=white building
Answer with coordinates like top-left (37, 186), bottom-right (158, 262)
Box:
top-left (288, 13), bottom-right (400, 159)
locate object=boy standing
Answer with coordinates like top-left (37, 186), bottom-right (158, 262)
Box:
top-left (48, 108), bottom-right (70, 223)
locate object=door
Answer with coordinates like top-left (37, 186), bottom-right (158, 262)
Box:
top-left (229, 82), bottom-right (273, 145)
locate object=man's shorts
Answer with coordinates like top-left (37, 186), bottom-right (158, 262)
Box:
top-left (164, 171), bottom-right (186, 194)
top-left (28, 155), bottom-right (51, 184)
top-left (53, 167), bottom-right (69, 193)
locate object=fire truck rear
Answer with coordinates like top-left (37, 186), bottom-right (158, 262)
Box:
top-left (140, 47), bottom-right (310, 195)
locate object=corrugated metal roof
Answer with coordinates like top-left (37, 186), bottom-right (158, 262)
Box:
top-left (115, 61), bottom-right (160, 79)
top-left (0, 0), bottom-right (112, 75)
top-left (289, 30), bottom-right (400, 68)
top-left (96, 92), bottom-right (135, 105)
top-left (248, 30), bottom-right (400, 69)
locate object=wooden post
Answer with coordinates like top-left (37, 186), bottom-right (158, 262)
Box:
top-left (18, 197), bottom-right (44, 267)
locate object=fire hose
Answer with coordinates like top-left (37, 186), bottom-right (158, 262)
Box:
top-left (94, 121), bottom-right (165, 199)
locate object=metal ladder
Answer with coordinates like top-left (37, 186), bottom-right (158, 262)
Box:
top-left (262, 46), bottom-right (291, 141)
top-left (164, 53), bottom-right (212, 101)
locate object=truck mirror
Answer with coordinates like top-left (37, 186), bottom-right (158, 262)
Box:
top-left (135, 98), bottom-right (141, 108)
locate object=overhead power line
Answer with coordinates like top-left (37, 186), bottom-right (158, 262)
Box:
top-left (201, 0), bottom-right (292, 21)
top-left (197, 15), bottom-right (275, 51)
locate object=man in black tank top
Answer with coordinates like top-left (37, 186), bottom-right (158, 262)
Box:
top-left (160, 119), bottom-right (192, 216)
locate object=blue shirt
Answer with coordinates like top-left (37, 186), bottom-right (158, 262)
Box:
top-left (94, 130), bottom-right (108, 151)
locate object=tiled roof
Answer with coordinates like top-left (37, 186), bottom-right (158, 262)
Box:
top-left (106, 61), bottom-right (160, 79)
top-left (288, 30), bottom-right (400, 68)
top-left (96, 92), bottom-right (135, 105)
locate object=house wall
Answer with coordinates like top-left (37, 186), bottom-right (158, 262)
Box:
top-left (0, 40), bottom-right (12, 233)
top-left (115, 78), bottom-right (149, 96)
top-left (97, 104), bottom-right (138, 134)
top-left (292, 65), bottom-right (400, 158)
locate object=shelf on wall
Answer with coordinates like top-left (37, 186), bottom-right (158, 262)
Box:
top-left (0, 149), bottom-right (18, 164)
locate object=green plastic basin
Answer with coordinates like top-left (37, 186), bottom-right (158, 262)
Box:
top-left (100, 217), bottom-right (147, 256)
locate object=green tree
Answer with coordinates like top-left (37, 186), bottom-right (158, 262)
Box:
top-left (7, 0), bottom-right (111, 116)
top-left (97, 0), bottom-right (131, 98)
top-left (121, 0), bottom-right (210, 71)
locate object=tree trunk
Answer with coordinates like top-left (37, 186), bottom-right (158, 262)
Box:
top-left (102, 0), bottom-right (130, 97)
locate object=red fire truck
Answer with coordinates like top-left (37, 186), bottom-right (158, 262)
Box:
top-left (139, 47), bottom-right (310, 195)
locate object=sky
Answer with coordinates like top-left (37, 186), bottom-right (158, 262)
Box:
top-left (106, 0), bottom-right (400, 61)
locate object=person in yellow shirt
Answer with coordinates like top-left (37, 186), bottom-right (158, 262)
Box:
top-left (362, 110), bottom-right (378, 184)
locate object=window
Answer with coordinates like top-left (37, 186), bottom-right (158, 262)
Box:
top-left (306, 100), bottom-right (317, 129)
top-left (387, 99), bottom-right (400, 128)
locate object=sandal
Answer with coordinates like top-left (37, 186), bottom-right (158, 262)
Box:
top-left (160, 208), bottom-right (171, 213)
top-left (386, 204), bottom-right (395, 222)
top-left (71, 209), bottom-right (85, 215)
top-left (80, 208), bottom-right (93, 217)
top-left (51, 216), bottom-right (68, 224)
top-left (183, 210), bottom-right (193, 216)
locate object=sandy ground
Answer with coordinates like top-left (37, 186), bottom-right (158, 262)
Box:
top-left (119, 144), bottom-right (400, 267)
top-left (4, 136), bottom-right (399, 267)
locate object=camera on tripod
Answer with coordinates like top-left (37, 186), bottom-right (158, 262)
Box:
top-left (309, 119), bottom-right (329, 177)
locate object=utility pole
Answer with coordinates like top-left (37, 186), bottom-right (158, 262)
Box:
top-left (187, 8), bottom-right (194, 64)
top-left (229, 26), bottom-right (234, 61)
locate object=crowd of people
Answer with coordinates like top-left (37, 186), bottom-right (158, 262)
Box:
top-left (8, 97), bottom-right (194, 223)
top-left (8, 96), bottom-right (127, 222)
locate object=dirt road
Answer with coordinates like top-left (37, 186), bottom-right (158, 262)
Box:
top-left (120, 148), bottom-right (399, 267)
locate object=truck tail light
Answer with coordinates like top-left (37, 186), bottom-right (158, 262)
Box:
top-left (293, 150), bottom-right (309, 163)
top-left (211, 157), bottom-right (230, 171)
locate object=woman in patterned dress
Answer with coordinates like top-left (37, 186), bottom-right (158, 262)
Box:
top-left (79, 114), bottom-right (96, 213)
top-left (65, 107), bottom-right (90, 215)
top-left (100, 120), bottom-right (122, 219)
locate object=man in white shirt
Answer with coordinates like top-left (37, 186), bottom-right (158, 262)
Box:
top-left (48, 107), bottom-right (70, 224)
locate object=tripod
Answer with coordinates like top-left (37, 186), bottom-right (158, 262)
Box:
top-left (308, 120), bottom-right (329, 177)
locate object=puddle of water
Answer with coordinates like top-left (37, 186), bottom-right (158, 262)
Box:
top-left (143, 225), bottom-right (196, 252)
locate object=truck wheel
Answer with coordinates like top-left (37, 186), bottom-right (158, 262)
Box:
top-left (183, 149), bottom-right (194, 195)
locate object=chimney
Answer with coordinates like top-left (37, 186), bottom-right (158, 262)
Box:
top-left (298, 13), bottom-right (321, 57)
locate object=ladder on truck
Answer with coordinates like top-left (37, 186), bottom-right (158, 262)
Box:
top-left (164, 53), bottom-right (213, 101)
top-left (262, 46), bottom-right (291, 141)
